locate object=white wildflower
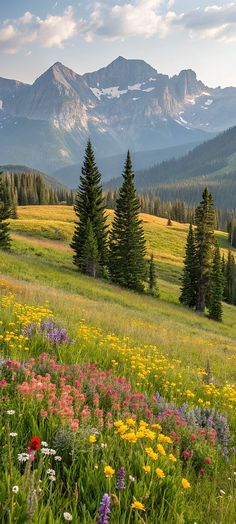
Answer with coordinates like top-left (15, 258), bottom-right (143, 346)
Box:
top-left (41, 441), bottom-right (48, 447)
top-left (63, 512), bottom-right (73, 521)
top-left (18, 453), bottom-right (30, 462)
top-left (128, 475), bottom-right (135, 482)
top-left (6, 410), bottom-right (15, 415)
top-left (12, 486), bottom-right (19, 493)
top-left (9, 432), bottom-right (18, 437)
top-left (54, 455), bottom-right (62, 461)
top-left (46, 469), bottom-right (55, 476)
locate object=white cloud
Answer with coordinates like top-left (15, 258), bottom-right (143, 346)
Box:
top-left (0, 7), bottom-right (77, 54)
top-left (79, 0), bottom-right (176, 41)
top-left (176, 2), bottom-right (236, 43)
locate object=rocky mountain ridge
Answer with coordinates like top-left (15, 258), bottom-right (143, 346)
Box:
top-left (0, 57), bottom-right (235, 173)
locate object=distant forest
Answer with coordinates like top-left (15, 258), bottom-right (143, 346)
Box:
top-left (0, 172), bottom-right (75, 207)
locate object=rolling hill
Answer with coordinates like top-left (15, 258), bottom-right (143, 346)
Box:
top-left (106, 126), bottom-right (236, 210)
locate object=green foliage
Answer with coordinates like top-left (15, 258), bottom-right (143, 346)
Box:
top-left (109, 151), bottom-right (147, 292)
top-left (0, 176), bottom-right (12, 250)
top-left (208, 242), bottom-right (224, 322)
top-left (195, 188), bottom-right (216, 312)
top-left (179, 223), bottom-right (198, 308)
top-left (80, 219), bottom-right (99, 277)
top-left (0, 171), bottom-right (74, 206)
top-left (71, 140), bottom-right (108, 276)
top-left (148, 252), bottom-right (159, 296)
top-left (223, 250), bottom-right (236, 305)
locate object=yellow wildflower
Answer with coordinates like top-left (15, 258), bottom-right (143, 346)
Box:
top-left (104, 466), bottom-right (115, 478)
top-left (157, 444), bottom-right (166, 456)
top-left (156, 468), bottom-right (165, 479)
top-left (182, 478), bottom-right (191, 489)
top-left (131, 501), bottom-right (145, 511)
top-left (88, 435), bottom-right (96, 443)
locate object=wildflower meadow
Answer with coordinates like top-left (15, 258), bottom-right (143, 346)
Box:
top-left (0, 292), bottom-right (235, 523)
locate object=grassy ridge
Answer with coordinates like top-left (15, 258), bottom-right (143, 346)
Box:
top-left (0, 205), bottom-right (234, 387)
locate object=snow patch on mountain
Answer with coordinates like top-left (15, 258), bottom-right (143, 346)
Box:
top-left (205, 99), bottom-right (213, 106)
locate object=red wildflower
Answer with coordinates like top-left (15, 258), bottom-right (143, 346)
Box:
top-left (29, 437), bottom-right (41, 451)
top-left (205, 456), bottom-right (211, 465)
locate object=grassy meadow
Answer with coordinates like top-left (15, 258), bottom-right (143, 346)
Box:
top-left (0, 205), bottom-right (236, 523)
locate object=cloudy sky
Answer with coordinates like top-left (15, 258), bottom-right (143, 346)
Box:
top-left (0, 0), bottom-right (236, 87)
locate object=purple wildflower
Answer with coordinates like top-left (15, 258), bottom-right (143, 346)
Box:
top-left (22, 319), bottom-right (73, 347)
top-left (116, 467), bottom-right (125, 491)
top-left (96, 493), bottom-right (110, 524)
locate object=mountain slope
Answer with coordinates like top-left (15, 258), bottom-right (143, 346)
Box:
top-left (106, 127), bottom-right (236, 210)
top-left (53, 141), bottom-right (202, 187)
top-left (1, 57), bottom-right (236, 174)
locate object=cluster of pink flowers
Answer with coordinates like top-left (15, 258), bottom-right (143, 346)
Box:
top-left (3, 353), bottom-right (154, 427)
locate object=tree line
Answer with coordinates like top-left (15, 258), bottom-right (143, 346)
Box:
top-left (0, 172), bottom-right (75, 209)
top-left (104, 188), bottom-right (235, 233)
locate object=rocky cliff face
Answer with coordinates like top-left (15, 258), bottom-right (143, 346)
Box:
top-left (0, 57), bottom-right (235, 173)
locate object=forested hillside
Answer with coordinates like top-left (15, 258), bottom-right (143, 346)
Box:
top-left (106, 127), bottom-right (236, 210)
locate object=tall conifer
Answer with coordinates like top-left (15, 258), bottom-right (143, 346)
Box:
top-left (179, 223), bottom-right (198, 308)
top-left (0, 176), bottom-right (11, 250)
top-left (71, 140), bottom-right (108, 276)
top-left (109, 151), bottom-right (147, 292)
top-left (148, 252), bottom-right (159, 296)
top-left (208, 242), bottom-right (224, 321)
top-left (195, 188), bottom-right (215, 312)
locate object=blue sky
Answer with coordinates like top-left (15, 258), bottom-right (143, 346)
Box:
top-left (0, 1), bottom-right (236, 87)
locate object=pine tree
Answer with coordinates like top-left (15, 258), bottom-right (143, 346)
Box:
top-left (208, 242), bottom-right (224, 322)
top-left (224, 250), bottom-right (235, 304)
top-left (195, 188), bottom-right (215, 312)
top-left (148, 252), bottom-right (159, 296)
top-left (109, 151), bottom-right (147, 292)
top-left (179, 223), bottom-right (198, 308)
top-left (0, 176), bottom-right (11, 250)
top-left (71, 140), bottom-right (108, 276)
top-left (80, 220), bottom-right (99, 277)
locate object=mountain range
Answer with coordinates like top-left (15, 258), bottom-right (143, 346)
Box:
top-left (1, 56), bottom-right (236, 175)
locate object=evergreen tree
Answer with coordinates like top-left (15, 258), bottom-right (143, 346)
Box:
top-left (148, 252), bottom-right (159, 296)
top-left (208, 242), bottom-right (224, 321)
top-left (179, 223), bottom-right (198, 308)
top-left (0, 176), bottom-right (11, 250)
top-left (231, 222), bottom-right (236, 248)
top-left (71, 140), bottom-right (108, 276)
top-left (224, 250), bottom-right (235, 304)
top-left (195, 188), bottom-right (215, 312)
top-left (80, 220), bottom-right (99, 277)
top-left (109, 151), bottom-right (147, 292)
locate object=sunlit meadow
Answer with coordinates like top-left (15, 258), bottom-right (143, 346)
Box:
top-left (0, 206), bottom-right (236, 523)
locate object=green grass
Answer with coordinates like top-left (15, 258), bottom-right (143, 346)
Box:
top-left (0, 206), bottom-right (235, 387)
top-left (1, 205), bottom-right (236, 523)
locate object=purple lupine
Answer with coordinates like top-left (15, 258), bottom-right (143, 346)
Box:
top-left (116, 467), bottom-right (125, 491)
top-left (96, 493), bottom-right (110, 524)
top-left (22, 319), bottom-right (73, 347)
